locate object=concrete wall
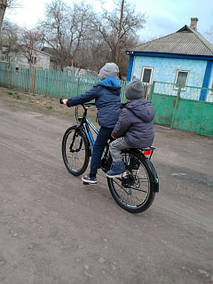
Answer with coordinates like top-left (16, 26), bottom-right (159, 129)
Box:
top-left (206, 66), bottom-right (213, 102)
top-left (0, 50), bottom-right (50, 70)
top-left (14, 51), bottom-right (50, 70)
top-left (132, 56), bottom-right (207, 86)
top-left (132, 56), bottom-right (208, 100)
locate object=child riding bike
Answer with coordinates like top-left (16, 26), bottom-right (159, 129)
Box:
top-left (107, 79), bottom-right (155, 178)
top-left (61, 62), bottom-right (121, 184)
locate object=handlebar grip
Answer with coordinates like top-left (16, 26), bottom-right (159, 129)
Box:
top-left (60, 97), bottom-right (64, 104)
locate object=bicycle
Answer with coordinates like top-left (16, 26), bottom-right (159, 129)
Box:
top-left (60, 102), bottom-right (159, 213)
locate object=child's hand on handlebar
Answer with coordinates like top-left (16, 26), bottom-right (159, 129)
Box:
top-left (60, 97), bottom-right (68, 105)
top-left (62, 99), bottom-right (68, 105)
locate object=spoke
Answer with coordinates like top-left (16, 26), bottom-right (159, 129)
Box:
top-left (137, 177), bottom-right (148, 182)
top-left (134, 195), bottom-right (143, 203)
top-left (66, 130), bottom-right (87, 172)
top-left (112, 179), bottom-right (131, 195)
top-left (126, 186), bottom-right (148, 193)
top-left (108, 152), bottom-right (152, 208)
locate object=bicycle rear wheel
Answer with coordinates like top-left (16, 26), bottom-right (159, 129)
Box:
top-left (62, 126), bottom-right (90, 176)
top-left (107, 150), bottom-right (156, 213)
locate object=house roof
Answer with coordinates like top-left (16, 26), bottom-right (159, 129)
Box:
top-left (134, 25), bottom-right (213, 56)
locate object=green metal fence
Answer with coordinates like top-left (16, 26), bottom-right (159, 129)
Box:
top-left (150, 81), bottom-right (213, 102)
top-left (0, 62), bottom-right (127, 101)
top-left (149, 81), bottom-right (213, 137)
top-left (0, 62), bottom-right (213, 137)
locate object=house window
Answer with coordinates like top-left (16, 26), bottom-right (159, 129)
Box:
top-left (174, 70), bottom-right (189, 89)
top-left (32, 56), bottom-right (37, 65)
top-left (210, 80), bottom-right (213, 95)
top-left (28, 56), bottom-right (37, 65)
top-left (141, 67), bottom-right (154, 84)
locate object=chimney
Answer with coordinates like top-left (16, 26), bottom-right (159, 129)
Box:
top-left (190, 17), bottom-right (198, 31)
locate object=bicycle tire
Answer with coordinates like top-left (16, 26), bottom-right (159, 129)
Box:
top-left (62, 126), bottom-right (90, 176)
top-left (107, 149), bottom-right (156, 213)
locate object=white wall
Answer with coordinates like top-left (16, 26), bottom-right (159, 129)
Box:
top-left (0, 49), bottom-right (50, 70)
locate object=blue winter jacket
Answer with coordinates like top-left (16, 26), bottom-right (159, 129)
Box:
top-left (112, 98), bottom-right (155, 148)
top-left (66, 77), bottom-right (121, 128)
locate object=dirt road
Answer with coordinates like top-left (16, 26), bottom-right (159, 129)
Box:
top-left (0, 91), bottom-right (213, 284)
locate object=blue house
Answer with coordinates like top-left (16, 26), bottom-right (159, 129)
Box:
top-left (126, 18), bottom-right (213, 102)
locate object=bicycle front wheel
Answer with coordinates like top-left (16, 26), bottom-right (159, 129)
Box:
top-left (107, 150), bottom-right (156, 213)
top-left (62, 126), bottom-right (90, 176)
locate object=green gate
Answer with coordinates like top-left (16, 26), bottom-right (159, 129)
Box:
top-left (149, 81), bottom-right (213, 137)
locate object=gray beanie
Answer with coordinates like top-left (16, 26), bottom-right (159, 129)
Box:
top-left (98, 62), bottom-right (119, 80)
top-left (125, 79), bottom-right (145, 100)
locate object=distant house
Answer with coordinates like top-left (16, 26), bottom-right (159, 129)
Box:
top-left (41, 47), bottom-right (59, 70)
top-left (0, 47), bottom-right (50, 70)
top-left (41, 46), bottom-right (97, 76)
top-left (126, 18), bottom-right (213, 101)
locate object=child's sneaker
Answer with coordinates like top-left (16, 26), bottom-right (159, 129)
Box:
top-left (82, 175), bottom-right (97, 184)
top-left (106, 161), bottom-right (125, 178)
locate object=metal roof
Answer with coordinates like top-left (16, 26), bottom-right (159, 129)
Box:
top-left (134, 25), bottom-right (213, 56)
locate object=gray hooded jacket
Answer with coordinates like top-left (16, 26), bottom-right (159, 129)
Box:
top-left (112, 98), bottom-right (155, 148)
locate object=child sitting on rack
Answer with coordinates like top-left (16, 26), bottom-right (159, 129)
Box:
top-left (107, 79), bottom-right (155, 178)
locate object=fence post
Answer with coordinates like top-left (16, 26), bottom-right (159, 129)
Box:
top-left (32, 66), bottom-right (36, 95)
top-left (77, 76), bottom-right (81, 95)
top-left (148, 81), bottom-right (155, 101)
top-left (171, 87), bottom-right (181, 128)
top-left (8, 64), bottom-right (11, 89)
top-left (145, 84), bottom-right (150, 100)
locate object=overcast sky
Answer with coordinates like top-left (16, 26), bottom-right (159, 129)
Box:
top-left (5, 0), bottom-right (213, 43)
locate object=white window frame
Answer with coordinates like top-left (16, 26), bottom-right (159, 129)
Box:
top-left (209, 79), bottom-right (213, 96)
top-left (140, 66), bottom-right (154, 84)
top-left (174, 70), bottom-right (189, 90)
top-left (210, 76), bottom-right (213, 92)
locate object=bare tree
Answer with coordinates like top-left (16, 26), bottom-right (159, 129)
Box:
top-left (20, 29), bottom-right (43, 66)
top-left (206, 28), bottom-right (213, 44)
top-left (93, 0), bottom-right (145, 74)
top-left (115, 0), bottom-right (124, 64)
top-left (0, 0), bottom-right (17, 35)
top-left (39, 0), bottom-right (96, 70)
top-left (0, 20), bottom-right (20, 62)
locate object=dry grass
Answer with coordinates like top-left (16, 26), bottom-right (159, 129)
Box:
top-left (0, 87), bottom-right (98, 123)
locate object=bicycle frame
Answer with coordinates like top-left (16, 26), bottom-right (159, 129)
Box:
top-left (83, 118), bottom-right (99, 150)
top-left (77, 104), bottom-right (99, 154)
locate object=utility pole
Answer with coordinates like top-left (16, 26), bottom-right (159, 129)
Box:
top-left (115, 0), bottom-right (124, 65)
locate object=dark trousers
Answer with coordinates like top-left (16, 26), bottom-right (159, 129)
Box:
top-left (89, 127), bottom-right (113, 178)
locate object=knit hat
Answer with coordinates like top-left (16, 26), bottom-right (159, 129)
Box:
top-left (98, 62), bottom-right (119, 80)
top-left (125, 79), bottom-right (145, 100)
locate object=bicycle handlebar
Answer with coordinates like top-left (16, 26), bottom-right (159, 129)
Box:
top-left (59, 97), bottom-right (95, 108)
top-left (83, 102), bottom-right (96, 107)
top-left (80, 103), bottom-right (94, 117)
